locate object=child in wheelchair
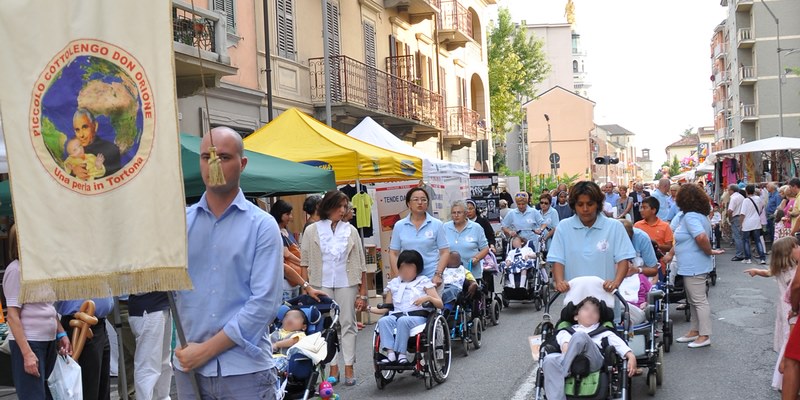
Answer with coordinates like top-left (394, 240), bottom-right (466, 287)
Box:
top-left (441, 251), bottom-right (478, 305)
top-left (543, 296), bottom-right (637, 400)
top-left (368, 250), bottom-right (443, 365)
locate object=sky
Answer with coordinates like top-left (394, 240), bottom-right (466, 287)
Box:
top-left (489, 0), bottom-right (728, 168)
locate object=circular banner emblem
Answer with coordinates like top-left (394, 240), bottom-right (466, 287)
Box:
top-left (29, 39), bottom-right (155, 194)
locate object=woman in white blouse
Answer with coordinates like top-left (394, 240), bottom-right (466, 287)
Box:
top-left (368, 250), bottom-right (443, 364)
top-left (301, 190), bottom-right (368, 386)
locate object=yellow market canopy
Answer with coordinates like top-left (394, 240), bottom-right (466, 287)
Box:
top-left (244, 108), bottom-right (423, 183)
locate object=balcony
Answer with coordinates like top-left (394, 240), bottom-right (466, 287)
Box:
top-left (386, 55), bottom-right (416, 82)
top-left (714, 70), bottom-right (729, 86)
top-left (172, 0), bottom-right (236, 96)
top-left (739, 66), bottom-right (756, 84)
top-left (713, 43), bottom-right (728, 59)
top-left (444, 106), bottom-right (478, 147)
top-left (309, 55), bottom-right (445, 135)
top-left (716, 127), bottom-right (729, 142)
top-left (741, 104), bottom-right (758, 122)
top-left (738, 28), bottom-right (754, 48)
top-left (439, 0), bottom-right (474, 50)
top-left (735, 0), bottom-right (753, 11)
top-left (384, 0), bottom-right (440, 16)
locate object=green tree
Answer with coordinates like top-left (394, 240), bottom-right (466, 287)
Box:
top-left (655, 156), bottom-right (681, 180)
top-left (488, 8), bottom-right (550, 171)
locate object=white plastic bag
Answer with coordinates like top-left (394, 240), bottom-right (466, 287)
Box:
top-left (48, 355), bottom-right (83, 400)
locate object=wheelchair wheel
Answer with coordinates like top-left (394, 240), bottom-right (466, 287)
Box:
top-left (459, 310), bottom-right (469, 357)
top-left (489, 298), bottom-right (501, 326)
top-left (656, 346), bottom-right (664, 385)
top-left (710, 270), bottom-right (717, 286)
top-left (663, 320), bottom-right (673, 353)
top-left (372, 332), bottom-right (396, 390)
top-left (426, 314), bottom-right (451, 384)
top-left (470, 318), bottom-right (482, 349)
top-left (684, 305), bottom-right (691, 322)
top-left (647, 373), bottom-right (657, 396)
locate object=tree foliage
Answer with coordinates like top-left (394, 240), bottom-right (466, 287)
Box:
top-left (488, 7), bottom-right (550, 170)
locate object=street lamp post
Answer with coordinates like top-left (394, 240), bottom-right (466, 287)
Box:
top-left (544, 114), bottom-right (556, 179)
top-left (761, 0), bottom-right (783, 136)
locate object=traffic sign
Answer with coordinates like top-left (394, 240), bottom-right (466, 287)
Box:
top-left (549, 153), bottom-right (560, 163)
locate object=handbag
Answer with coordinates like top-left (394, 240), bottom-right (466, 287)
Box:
top-left (48, 355), bottom-right (83, 400)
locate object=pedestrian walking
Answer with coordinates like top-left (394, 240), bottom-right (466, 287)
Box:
top-left (630, 183), bottom-right (650, 223)
top-left (300, 190), bottom-right (368, 386)
top-left (744, 236), bottom-right (799, 391)
top-left (128, 292), bottom-right (172, 400)
top-left (466, 199), bottom-right (496, 249)
top-left (444, 200), bottom-right (489, 280)
top-left (3, 224), bottom-right (72, 400)
top-left (741, 184), bottom-right (767, 264)
top-left (538, 193), bottom-right (560, 253)
top-left (174, 127), bottom-right (284, 399)
top-left (766, 183), bottom-right (782, 245)
top-left (270, 199), bottom-right (306, 301)
top-left (547, 181), bottom-right (635, 293)
top-left (635, 197), bottom-right (674, 274)
top-left (616, 185), bottom-right (634, 222)
top-left (662, 184), bottom-right (724, 349)
top-left (728, 184), bottom-right (747, 261)
top-left (56, 296), bottom-right (114, 400)
top-left (388, 187), bottom-right (449, 284)
top-left (501, 192), bottom-right (545, 244)
top-left (554, 190), bottom-right (573, 221)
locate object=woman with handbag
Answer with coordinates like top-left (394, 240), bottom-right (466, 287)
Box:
top-left (271, 200), bottom-right (317, 301)
top-left (3, 225), bottom-right (72, 399)
top-left (301, 190), bottom-right (368, 386)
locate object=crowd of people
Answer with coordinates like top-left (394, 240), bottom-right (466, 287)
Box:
top-left (1, 125), bottom-right (798, 399)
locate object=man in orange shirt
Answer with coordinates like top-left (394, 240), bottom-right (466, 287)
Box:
top-left (634, 197), bottom-right (674, 273)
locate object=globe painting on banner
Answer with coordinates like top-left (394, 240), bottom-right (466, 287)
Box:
top-left (0, 1), bottom-right (190, 302)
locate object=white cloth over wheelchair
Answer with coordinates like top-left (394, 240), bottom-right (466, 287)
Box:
top-left (563, 276), bottom-right (615, 306)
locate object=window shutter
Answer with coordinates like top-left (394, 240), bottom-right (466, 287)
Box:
top-left (213, 0), bottom-right (236, 34)
top-left (276, 0), bottom-right (295, 60)
top-left (364, 21), bottom-right (378, 108)
top-left (326, 1), bottom-right (341, 56)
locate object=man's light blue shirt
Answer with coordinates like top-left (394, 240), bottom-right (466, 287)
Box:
top-left (390, 213), bottom-right (449, 278)
top-left (632, 228), bottom-right (659, 268)
top-left (768, 190), bottom-right (781, 215)
top-left (547, 214), bottom-right (636, 281)
top-left (501, 205), bottom-right (545, 242)
top-left (443, 220), bottom-right (488, 276)
top-left (666, 200), bottom-right (679, 222)
top-left (652, 189), bottom-right (671, 221)
top-left (673, 212), bottom-right (713, 276)
top-left (56, 297), bottom-right (114, 318)
top-left (605, 192), bottom-right (620, 208)
top-left (177, 189), bottom-right (283, 377)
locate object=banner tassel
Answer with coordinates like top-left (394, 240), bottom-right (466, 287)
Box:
top-left (207, 145), bottom-right (225, 186)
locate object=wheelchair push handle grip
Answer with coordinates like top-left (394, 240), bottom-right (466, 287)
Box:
top-left (376, 303), bottom-right (394, 311)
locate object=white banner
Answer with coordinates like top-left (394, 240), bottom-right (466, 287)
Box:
top-left (374, 181), bottom-right (419, 284)
top-left (0, 1), bottom-right (189, 301)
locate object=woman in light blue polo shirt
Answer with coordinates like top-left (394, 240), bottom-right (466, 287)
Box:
top-left (444, 200), bottom-right (489, 277)
top-left (547, 181), bottom-right (636, 294)
top-left (662, 184), bottom-right (724, 349)
top-left (389, 187), bottom-right (450, 285)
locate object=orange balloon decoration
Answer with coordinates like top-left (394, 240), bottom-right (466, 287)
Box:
top-left (69, 300), bottom-right (98, 360)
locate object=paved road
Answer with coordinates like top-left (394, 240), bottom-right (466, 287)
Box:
top-left (0, 242), bottom-right (781, 399)
top-left (335, 245), bottom-right (780, 399)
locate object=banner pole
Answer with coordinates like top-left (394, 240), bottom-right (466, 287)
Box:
top-left (168, 291), bottom-right (202, 399)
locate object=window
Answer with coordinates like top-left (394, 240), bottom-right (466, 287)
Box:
top-left (276, 0), bottom-right (295, 60)
top-left (213, 0), bottom-right (236, 35)
top-left (325, 0), bottom-right (341, 56)
top-left (363, 21), bottom-right (376, 68)
top-left (572, 60), bottom-right (578, 73)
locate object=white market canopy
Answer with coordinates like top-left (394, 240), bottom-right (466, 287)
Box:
top-left (0, 122), bottom-right (8, 174)
top-left (348, 116), bottom-right (468, 177)
top-left (714, 136), bottom-right (800, 156)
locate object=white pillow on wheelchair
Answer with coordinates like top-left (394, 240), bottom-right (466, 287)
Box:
top-left (564, 276), bottom-right (615, 306)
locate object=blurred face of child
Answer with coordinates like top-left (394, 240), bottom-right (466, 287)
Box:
top-left (282, 310), bottom-right (307, 332)
top-left (792, 243), bottom-right (800, 263)
top-left (67, 140), bottom-right (84, 158)
top-left (447, 252), bottom-right (461, 268)
top-left (512, 237), bottom-right (524, 249)
top-left (399, 261), bottom-right (418, 281)
top-left (575, 301), bottom-right (601, 327)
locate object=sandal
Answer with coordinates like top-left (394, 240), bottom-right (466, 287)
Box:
top-left (345, 377), bottom-right (357, 386)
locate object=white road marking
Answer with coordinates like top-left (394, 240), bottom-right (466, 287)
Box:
top-left (511, 366), bottom-right (540, 400)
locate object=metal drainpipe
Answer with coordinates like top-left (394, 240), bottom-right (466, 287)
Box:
top-left (434, 11), bottom-right (444, 160)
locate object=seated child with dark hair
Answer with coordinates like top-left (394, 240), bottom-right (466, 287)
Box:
top-left (271, 308), bottom-right (308, 375)
top-left (369, 250), bottom-right (443, 364)
top-left (542, 296), bottom-right (637, 400)
top-left (440, 251), bottom-right (477, 304)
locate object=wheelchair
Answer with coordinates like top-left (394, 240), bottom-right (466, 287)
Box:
top-left (372, 303), bottom-right (452, 390)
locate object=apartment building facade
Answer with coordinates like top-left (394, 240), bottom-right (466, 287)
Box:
top-left (717, 0), bottom-right (800, 147)
top-left (259, 0), bottom-right (495, 169)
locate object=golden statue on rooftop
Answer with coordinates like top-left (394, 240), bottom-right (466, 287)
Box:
top-left (565, 0), bottom-right (576, 25)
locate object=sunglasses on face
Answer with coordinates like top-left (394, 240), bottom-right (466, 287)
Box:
top-left (540, 201), bottom-right (550, 205)
top-left (515, 193), bottom-right (528, 199)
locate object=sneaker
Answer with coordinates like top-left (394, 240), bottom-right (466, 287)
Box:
top-left (760, 259), bottom-right (767, 265)
top-left (397, 354), bottom-right (410, 364)
top-left (731, 257), bottom-right (745, 261)
top-left (743, 259), bottom-right (752, 264)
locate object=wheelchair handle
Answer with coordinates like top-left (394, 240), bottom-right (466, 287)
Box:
top-left (376, 303), bottom-right (394, 311)
top-left (544, 291), bottom-right (561, 314)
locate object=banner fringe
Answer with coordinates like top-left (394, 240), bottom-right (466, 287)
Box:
top-left (19, 267), bottom-right (193, 303)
